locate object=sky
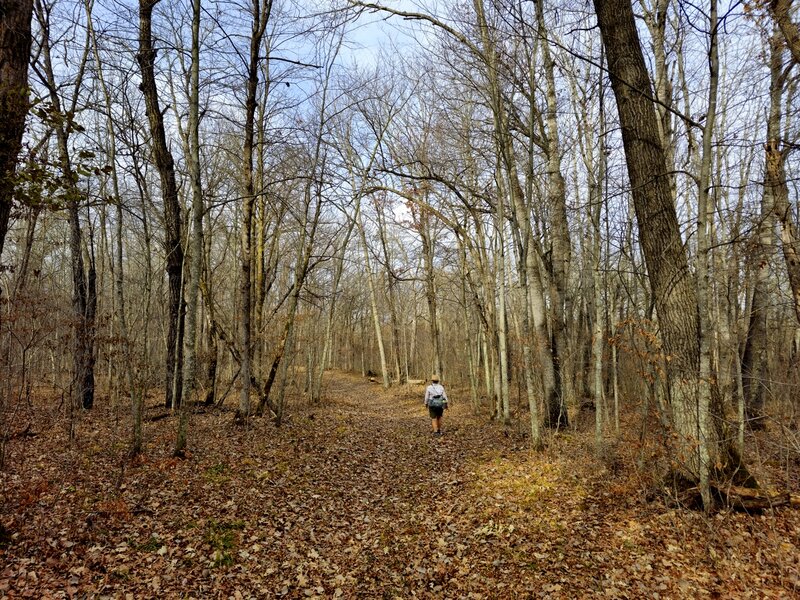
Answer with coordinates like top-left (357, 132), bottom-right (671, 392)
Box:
top-left (334, 0), bottom-right (422, 66)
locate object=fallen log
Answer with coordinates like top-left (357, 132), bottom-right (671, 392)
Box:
top-left (146, 412), bottom-right (171, 422)
top-left (718, 485), bottom-right (792, 511)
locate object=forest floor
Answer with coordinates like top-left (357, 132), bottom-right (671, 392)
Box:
top-left (1, 370), bottom-right (800, 599)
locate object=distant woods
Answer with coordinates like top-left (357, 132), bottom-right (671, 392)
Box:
top-left (1, 0), bottom-right (799, 508)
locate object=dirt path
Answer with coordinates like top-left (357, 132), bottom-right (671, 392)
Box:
top-left (2, 371), bottom-right (799, 598)
top-left (253, 374), bottom-right (500, 596)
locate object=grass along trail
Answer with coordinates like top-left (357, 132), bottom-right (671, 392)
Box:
top-left (1, 371), bottom-right (799, 598)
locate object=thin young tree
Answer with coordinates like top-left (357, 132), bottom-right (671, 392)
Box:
top-left (33, 0), bottom-right (97, 415)
top-left (238, 0), bottom-right (272, 422)
top-left (85, 0), bottom-right (141, 453)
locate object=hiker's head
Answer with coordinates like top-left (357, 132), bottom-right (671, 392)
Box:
top-left (431, 375), bottom-right (440, 383)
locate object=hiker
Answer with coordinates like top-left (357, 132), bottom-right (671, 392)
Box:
top-left (424, 375), bottom-right (448, 436)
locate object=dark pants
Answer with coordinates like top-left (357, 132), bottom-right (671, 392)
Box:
top-left (428, 405), bottom-right (444, 418)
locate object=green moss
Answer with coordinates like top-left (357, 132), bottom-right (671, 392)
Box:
top-left (203, 462), bottom-right (230, 484)
top-left (133, 535), bottom-right (162, 553)
top-left (204, 519), bottom-right (244, 568)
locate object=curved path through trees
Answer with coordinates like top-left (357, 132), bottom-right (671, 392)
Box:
top-left (1, 371), bottom-right (798, 597)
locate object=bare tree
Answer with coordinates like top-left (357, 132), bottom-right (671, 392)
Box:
top-left (33, 0), bottom-right (96, 416)
top-left (238, 0), bottom-right (272, 422)
top-left (594, 0), bottom-right (747, 507)
top-left (136, 0), bottom-right (185, 411)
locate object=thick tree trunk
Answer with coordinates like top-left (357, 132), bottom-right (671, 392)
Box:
top-left (770, 0), bottom-right (800, 64)
top-left (594, 0), bottom-right (739, 496)
top-left (0, 0), bottom-right (33, 262)
top-left (137, 0), bottom-right (185, 410)
top-left (765, 29), bottom-right (800, 327)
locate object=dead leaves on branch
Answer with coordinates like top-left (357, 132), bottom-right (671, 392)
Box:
top-left (1, 372), bottom-right (800, 598)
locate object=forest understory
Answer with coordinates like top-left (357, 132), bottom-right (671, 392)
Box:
top-left (1, 370), bottom-right (799, 599)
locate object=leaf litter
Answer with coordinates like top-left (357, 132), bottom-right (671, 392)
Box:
top-left (1, 371), bottom-right (799, 598)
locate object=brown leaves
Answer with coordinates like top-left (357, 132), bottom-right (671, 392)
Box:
top-left (2, 372), bottom-right (800, 597)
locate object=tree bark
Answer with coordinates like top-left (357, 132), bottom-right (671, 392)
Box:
top-left (694, 0), bottom-right (721, 509)
top-left (35, 0), bottom-right (95, 412)
top-left (238, 0), bottom-right (271, 422)
top-left (770, 0), bottom-right (800, 65)
top-left (764, 29), bottom-right (800, 326)
top-left (0, 0), bottom-right (33, 263)
top-left (175, 0), bottom-right (204, 455)
top-left (594, 0), bottom-right (737, 496)
top-left (136, 0), bottom-right (185, 410)
top-left (536, 0), bottom-right (571, 430)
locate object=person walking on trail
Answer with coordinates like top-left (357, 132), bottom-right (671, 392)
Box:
top-left (424, 376), bottom-right (448, 436)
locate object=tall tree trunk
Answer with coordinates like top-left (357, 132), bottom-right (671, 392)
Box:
top-left (87, 0), bottom-right (139, 451)
top-left (472, 0), bottom-right (536, 423)
top-left (176, 0), bottom-right (204, 455)
top-left (36, 0), bottom-right (95, 413)
top-left (574, 62), bottom-right (608, 448)
top-left (594, 0), bottom-right (742, 500)
top-left (536, 0), bottom-right (571, 430)
top-left (0, 0), bottom-right (33, 263)
top-left (765, 35), bottom-right (800, 326)
top-left (238, 0), bottom-right (271, 422)
top-left (136, 0), bottom-right (185, 410)
top-left (694, 0), bottom-right (721, 509)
